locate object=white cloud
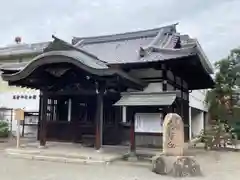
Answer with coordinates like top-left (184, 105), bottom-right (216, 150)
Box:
top-left (179, 0), bottom-right (240, 62)
top-left (0, 0), bottom-right (239, 62)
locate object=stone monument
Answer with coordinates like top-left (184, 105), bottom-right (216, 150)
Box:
top-left (163, 113), bottom-right (184, 156)
top-left (152, 113), bottom-right (202, 177)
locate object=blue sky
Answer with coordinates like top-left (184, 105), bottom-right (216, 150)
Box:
top-left (0, 0), bottom-right (239, 62)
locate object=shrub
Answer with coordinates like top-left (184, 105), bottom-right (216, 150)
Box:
top-left (191, 120), bottom-right (237, 149)
top-left (0, 121), bottom-right (9, 138)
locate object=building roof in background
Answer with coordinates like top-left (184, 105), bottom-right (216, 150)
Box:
top-left (0, 42), bottom-right (49, 60)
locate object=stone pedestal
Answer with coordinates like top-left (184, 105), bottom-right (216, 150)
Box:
top-left (38, 145), bottom-right (47, 149)
top-left (127, 151), bottom-right (138, 162)
top-left (152, 154), bottom-right (202, 177)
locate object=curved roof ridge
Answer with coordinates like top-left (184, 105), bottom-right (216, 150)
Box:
top-left (72, 23), bottom-right (178, 45)
top-left (193, 39), bottom-right (214, 74)
top-left (46, 35), bottom-right (107, 64)
top-left (1, 50), bottom-right (145, 90)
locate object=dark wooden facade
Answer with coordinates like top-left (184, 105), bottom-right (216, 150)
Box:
top-left (121, 63), bottom-right (191, 148)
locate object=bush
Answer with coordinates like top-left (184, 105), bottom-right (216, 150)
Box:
top-left (0, 121), bottom-right (9, 138)
top-left (192, 120), bottom-right (237, 149)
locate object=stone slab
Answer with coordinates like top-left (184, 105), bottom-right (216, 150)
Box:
top-left (7, 152), bottom-right (108, 165)
top-left (5, 146), bottom-right (126, 165)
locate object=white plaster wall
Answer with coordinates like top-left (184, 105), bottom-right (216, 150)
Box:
top-left (0, 91), bottom-right (40, 111)
top-left (191, 108), bottom-right (204, 138)
top-left (189, 90), bottom-right (208, 112)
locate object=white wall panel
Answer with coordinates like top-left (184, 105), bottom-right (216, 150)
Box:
top-left (135, 113), bottom-right (163, 133)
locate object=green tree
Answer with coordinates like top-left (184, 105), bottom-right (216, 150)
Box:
top-left (192, 48), bottom-right (240, 149)
top-left (206, 48), bottom-right (240, 122)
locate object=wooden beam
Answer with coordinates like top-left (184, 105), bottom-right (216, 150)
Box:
top-left (47, 88), bottom-right (96, 96)
top-left (48, 70), bottom-right (96, 91)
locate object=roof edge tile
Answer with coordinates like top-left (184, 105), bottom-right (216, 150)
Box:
top-left (72, 24), bottom-right (178, 45)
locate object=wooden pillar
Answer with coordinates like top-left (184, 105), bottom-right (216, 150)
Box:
top-left (37, 94), bottom-right (42, 140)
top-left (22, 117), bottom-right (25, 137)
top-left (162, 64), bottom-right (167, 91)
top-left (128, 108), bottom-right (138, 160)
top-left (189, 106), bottom-right (192, 140)
top-left (95, 84), bottom-right (104, 150)
top-left (180, 78), bottom-right (184, 119)
top-left (130, 114), bottom-right (136, 153)
top-left (162, 64), bottom-right (168, 117)
top-left (39, 91), bottom-right (48, 147)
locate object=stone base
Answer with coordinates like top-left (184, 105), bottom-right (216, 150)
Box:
top-left (152, 154), bottom-right (202, 177)
top-left (127, 152), bottom-right (138, 162)
top-left (38, 145), bottom-right (47, 149)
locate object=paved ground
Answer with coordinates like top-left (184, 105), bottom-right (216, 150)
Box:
top-left (1, 141), bottom-right (240, 179)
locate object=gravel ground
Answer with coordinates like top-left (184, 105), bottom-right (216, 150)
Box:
top-left (1, 141), bottom-right (240, 180)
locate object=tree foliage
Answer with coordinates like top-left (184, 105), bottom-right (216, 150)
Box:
top-left (0, 121), bottom-right (9, 137)
top-left (191, 48), bottom-right (240, 148)
top-left (206, 48), bottom-right (240, 121)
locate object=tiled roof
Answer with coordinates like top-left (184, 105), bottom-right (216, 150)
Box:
top-left (114, 91), bottom-right (178, 106)
top-left (73, 24), bottom-right (180, 64)
top-left (138, 48), bottom-right (196, 63)
top-left (72, 24), bottom-right (176, 44)
top-left (79, 37), bottom-right (154, 64)
top-left (73, 24), bottom-right (213, 74)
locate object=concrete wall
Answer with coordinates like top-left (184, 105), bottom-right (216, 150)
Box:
top-left (0, 91), bottom-right (40, 111)
top-left (191, 108), bottom-right (204, 138)
top-left (188, 89), bottom-right (208, 140)
top-left (189, 90), bottom-right (208, 111)
top-left (0, 90), bottom-right (39, 136)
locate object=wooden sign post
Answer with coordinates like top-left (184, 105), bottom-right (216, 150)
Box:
top-left (14, 109), bottom-right (24, 148)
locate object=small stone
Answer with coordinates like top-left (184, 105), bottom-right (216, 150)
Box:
top-left (152, 156), bottom-right (167, 174)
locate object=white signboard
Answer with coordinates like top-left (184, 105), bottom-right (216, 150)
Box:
top-left (135, 113), bottom-right (163, 133)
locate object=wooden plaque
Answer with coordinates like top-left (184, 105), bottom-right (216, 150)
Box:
top-left (14, 109), bottom-right (24, 121)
